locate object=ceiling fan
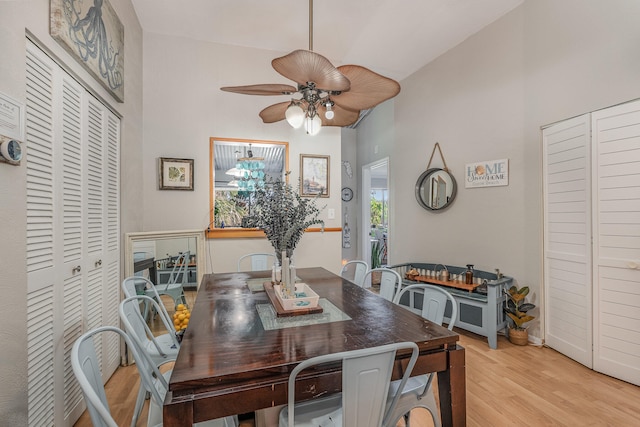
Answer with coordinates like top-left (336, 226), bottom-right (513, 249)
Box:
top-left (220, 0), bottom-right (401, 135)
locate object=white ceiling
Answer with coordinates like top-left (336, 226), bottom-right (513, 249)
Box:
top-left (130, 0), bottom-right (523, 81)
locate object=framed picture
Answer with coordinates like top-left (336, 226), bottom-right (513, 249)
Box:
top-left (300, 154), bottom-right (329, 197)
top-left (50, 0), bottom-right (125, 102)
top-left (159, 158), bottom-right (194, 190)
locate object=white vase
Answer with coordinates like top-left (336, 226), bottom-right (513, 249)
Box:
top-left (281, 251), bottom-right (295, 298)
top-left (271, 260), bottom-right (281, 284)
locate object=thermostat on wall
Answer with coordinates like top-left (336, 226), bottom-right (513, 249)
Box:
top-left (0, 139), bottom-right (22, 163)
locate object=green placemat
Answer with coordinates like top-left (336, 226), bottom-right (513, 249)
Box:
top-left (256, 298), bottom-right (351, 331)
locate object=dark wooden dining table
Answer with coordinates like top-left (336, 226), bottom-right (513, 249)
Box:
top-left (163, 267), bottom-right (466, 427)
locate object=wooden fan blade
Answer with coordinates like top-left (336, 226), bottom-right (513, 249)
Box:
top-left (333, 65), bottom-right (401, 111)
top-left (317, 104), bottom-right (360, 127)
top-left (220, 84), bottom-right (297, 96)
top-left (259, 102), bottom-right (290, 123)
top-left (272, 50), bottom-right (350, 92)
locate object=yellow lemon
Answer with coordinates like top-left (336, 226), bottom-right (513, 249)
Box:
top-left (176, 304), bottom-right (186, 311)
top-left (178, 313), bottom-right (186, 321)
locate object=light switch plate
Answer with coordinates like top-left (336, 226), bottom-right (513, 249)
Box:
top-left (328, 208), bottom-right (335, 219)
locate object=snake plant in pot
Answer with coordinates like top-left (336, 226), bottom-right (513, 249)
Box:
top-left (503, 285), bottom-right (536, 345)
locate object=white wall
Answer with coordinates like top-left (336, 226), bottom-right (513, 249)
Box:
top-left (0, 0), bottom-right (143, 422)
top-left (141, 33), bottom-right (343, 273)
top-left (356, 100), bottom-right (396, 264)
top-left (358, 0), bottom-right (640, 340)
top-left (340, 128), bottom-right (358, 262)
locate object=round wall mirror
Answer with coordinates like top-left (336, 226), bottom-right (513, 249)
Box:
top-left (415, 168), bottom-right (457, 211)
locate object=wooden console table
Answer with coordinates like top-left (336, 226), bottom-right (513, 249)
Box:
top-left (391, 262), bottom-right (512, 350)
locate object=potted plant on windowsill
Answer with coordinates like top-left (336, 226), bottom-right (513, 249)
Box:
top-left (504, 285), bottom-right (536, 345)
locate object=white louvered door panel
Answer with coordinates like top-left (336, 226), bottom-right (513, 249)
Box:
top-left (543, 114), bottom-right (593, 368)
top-left (85, 98), bottom-right (108, 383)
top-left (59, 73), bottom-right (86, 425)
top-left (26, 40), bottom-right (122, 427)
top-left (592, 100), bottom-right (640, 386)
top-left (103, 112), bottom-right (121, 377)
top-left (25, 44), bottom-right (56, 427)
top-left (26, 287), bottom-right (55, 427)
top-left (86, 98), bottom-right (104, 259)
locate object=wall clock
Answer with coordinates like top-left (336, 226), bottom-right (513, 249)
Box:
top-left (341, 187), bottom-right (353, 202)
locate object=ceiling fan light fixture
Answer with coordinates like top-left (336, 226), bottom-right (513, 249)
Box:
top-left (324, 101), bottom-right (334, 120)
top-left (219, 0), bottom-right (400, 135)
top-left (226, 167), bottom-right (242, 177)
top-left (285, 102), bottom-right (305, 128)
top-left (305, 114), bottom-right (322, 135)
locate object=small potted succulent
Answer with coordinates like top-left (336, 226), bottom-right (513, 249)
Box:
top-left (503, 285), bottom-right (536, 345)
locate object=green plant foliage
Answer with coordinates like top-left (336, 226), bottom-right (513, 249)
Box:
top-left (214, 191), bottom-right (247, 227)
top-left (503, 285), bottom-right (536, 330)
top-left (250, 178), bottom-right (325, 262)
top-left (371, 240), bottom-right (382, 269)
top-left (370, 198), bottom-right (386, 227)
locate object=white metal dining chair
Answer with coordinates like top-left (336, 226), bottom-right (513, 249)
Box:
top-left (339, 260), bottom-right (369, 287)
top-left (362, 267), bottom-right (403, 302)
top-left (122, 276), bottom-right (178, 335)
top-left (157, 251), bottom-right (190, 309)
top-left (119, 295), bottom-right (180, 427)
top-left (72, 326), bottom-right (162, 427)
top-left (237, 252), bottom-right (276, 271)
top-left (72, 325), bottom-right (238, 427)
top-left (387, 284), bottom-right (458, 427)
top-left (278, 342), bottom-right (419, 427)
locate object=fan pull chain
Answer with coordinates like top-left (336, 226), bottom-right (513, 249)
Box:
top-left (309, 0), bottom-right (314, 51)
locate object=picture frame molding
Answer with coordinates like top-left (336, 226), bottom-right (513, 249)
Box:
top-left (159, 157), bottom-right (194, 191)
top-left (300, 154), bottom-right (330, 198)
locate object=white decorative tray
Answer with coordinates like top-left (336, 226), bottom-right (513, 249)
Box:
top-left (273, 283), bottom-right (320, 310)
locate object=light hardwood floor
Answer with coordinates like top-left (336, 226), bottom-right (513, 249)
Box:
top-left (74, 292), bottom-right (640, 427)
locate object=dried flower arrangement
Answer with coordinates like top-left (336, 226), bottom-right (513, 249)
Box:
top-left (250, 177), bottom-right (325, 263)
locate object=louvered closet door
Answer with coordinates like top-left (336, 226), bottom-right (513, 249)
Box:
top-left (592, 100), bottom-right (640, 386)
top-left (26, 42), bottom-right (57, 427)
top-left (85, 97), bottom-right (121, 383)
top-left (542, 114), bottom-right (593, 368)
top-left (26, 41), bottom-right (121, 427)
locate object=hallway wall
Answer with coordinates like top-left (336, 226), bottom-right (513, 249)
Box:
top-left (358, 0), bottom-right (640, 339)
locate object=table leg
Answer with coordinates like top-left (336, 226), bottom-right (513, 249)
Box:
top-left (438, 344), bottom-right (466, 427)
top-left (163, 393), bottom-right (193, 427)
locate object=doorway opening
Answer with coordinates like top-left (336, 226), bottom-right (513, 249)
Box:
top-left (362, 158), bottom-right (389, 269)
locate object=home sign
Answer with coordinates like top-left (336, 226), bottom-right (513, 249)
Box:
top-left (465, 158), bottom-right (509, 188)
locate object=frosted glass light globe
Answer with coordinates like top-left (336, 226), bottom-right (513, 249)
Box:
top-left (285, 104), bottom-right (305, 128)
top-left (305, 115), bottom-right (322, 136)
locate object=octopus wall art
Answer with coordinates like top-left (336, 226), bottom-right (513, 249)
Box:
top-left (51, 0), bottom-right (125, 102)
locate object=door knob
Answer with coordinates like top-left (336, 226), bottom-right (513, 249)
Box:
top-left (72, 265), bottom-right (81, 274)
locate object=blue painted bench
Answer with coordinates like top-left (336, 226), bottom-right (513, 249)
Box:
top-left (389, 263), bottom-right (512, 349)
